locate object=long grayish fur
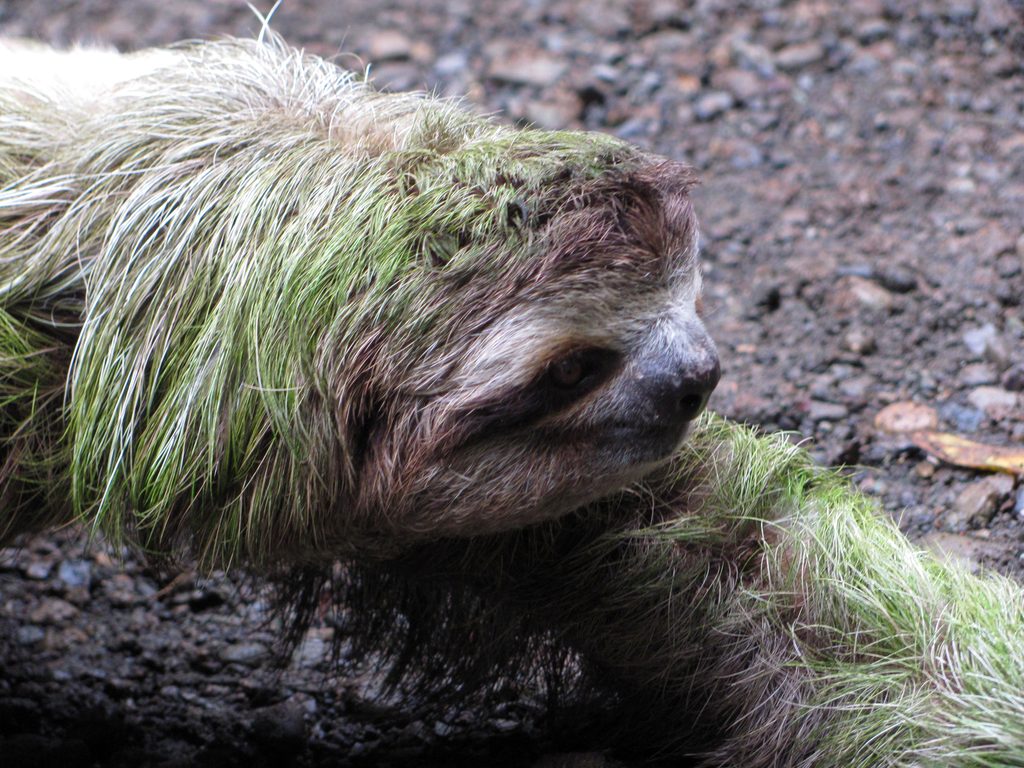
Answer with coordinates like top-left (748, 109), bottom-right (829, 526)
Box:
top-left (0, 36), bottom-right (716, 567)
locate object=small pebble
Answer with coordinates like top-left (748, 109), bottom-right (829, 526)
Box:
top-left (774, 41), bottom-right (825, 70)
top-left (843, 327), bottom-right (876, 355)
top-left (963, 324), bottom-right (997, 357)
top-left (962, 323), bottom-right (1009, 365)
top-left (967, 386), bottom-right (1019, 418)
top-left (57, 560), bottom-right (92, 589)
top-left (366, 30), bottom-right (413, 62)
top-left (856, 19), bottom-right (890, 44)
top-left (434, 721), bottom-right (454, 738)
top-left (219, 642), bottom-right (269, 666)
top-left (491, 718), bottom-right (520, 733)
top-left (914, 461), bottom-right (935, 479)
top-left (694, 91), bottom-right (735, 121)
top-left (939, 401), bottom-right (984, 433)
top-left (251, 698), bottom-right (309, 747)
top-left (874, 266), bottom-right (917, 294)
top-left (488, 52), bottom-right (568, 87)
top-left (1002, 363), bottom-right (1024, 392)
top-left (15, 625), bottom-right (45, 645)
top-left (24, 561), bottom-right (53, 580)
top-left (807, 401), bottom-right (849, 422)
top-left (29, 598), bottom-right (79, 624)
top-left (959, 363), bottom-right (998, 386)
top-left (948, 475), bottom-right (1015, 530)
top-left (847, 276), bottom-right (894, 311)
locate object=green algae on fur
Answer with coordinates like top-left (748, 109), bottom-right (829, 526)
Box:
top-left (316, 414), bottom-right (1024, 766)
top-left (1, 36), bottom-right (708, 567)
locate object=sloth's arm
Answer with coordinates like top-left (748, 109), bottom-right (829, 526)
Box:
top-left (340, 415), bottom-right (1024, 765)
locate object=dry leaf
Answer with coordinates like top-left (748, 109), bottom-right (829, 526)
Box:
top-left (911, 430), bottom-right (1024, 475)
top-left (874, 402), bottom-right (938, 434)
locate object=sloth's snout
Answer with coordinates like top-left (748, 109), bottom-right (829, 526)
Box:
top-left (641, 353), bottom-right (721, 429)
top-left (674, 357), bottom-right (721, 422)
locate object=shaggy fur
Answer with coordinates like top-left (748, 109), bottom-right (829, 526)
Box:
top-left (8, 35), bottom-right (1012, 766)
top-left (312, 415), bottom-right (1024, 766)
top-left (0, 36), bottom-right (717, 567)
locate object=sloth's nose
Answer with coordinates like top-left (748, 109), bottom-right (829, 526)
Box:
top-left (645, 355), bottom-right (721, 426)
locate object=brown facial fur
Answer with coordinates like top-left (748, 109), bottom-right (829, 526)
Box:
top-left (0, 39), bottom-right (717, 566)
top-left (341, 162), bottom-right (718, 549)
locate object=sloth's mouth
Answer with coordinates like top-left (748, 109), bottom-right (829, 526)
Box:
top-left (592, 419), bottom-right (694, 464)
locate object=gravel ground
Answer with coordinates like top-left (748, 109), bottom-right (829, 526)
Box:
top-left (1, 1), bottom-right (1022, 765)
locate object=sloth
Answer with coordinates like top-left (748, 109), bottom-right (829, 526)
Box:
top-left (330, 415), bottom-right (1024, 766)
top-left (0, 37), bottom-right (719, 566)
top-left (8, 38), bottom-right (1022, 767)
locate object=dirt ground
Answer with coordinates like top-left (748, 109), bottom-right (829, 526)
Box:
top-left (1, 0), bottom-right (1022, 766)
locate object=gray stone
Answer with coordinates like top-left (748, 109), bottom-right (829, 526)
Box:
top-left (960, 323), bottom-right (1010, 367)
top-left (525, 98), bottom-right (577, 129)
top-left (434, 721), bottom-right (455, 738)
top-left (219, 641), bottom-right (269, 666)
top-left (843, 327), bottom-right (876, 355)
top-left (921, 531), bottom-right (1008, 574)
top-left (959, 363), bottom-right (998, 386)
top-left (57, 559), bottom-right (92, 589)
top-left (807, 401), bottom-right (849, 422)
top-left (488, 51), bottom-right (568, 87)
top-left (104, 573), bottom-right (140, 608)
top-left (976, 0), bottom-right (1017, 33)
top-left (715, 68), bottom-right (763, 102)
top-left (939, 401), bottom-right (984, 433)
top-left (774, 42), bottom-right (825, 71)
top-left (1002, 363), bottom-right (1024, 392)
top-left (856, 19), bottom-right (890, 44)
top-left (293, 627), bottom-right (332, 669)
top-left (434, 51), bottom-right (468, 78)
top-left (29, 598), bottom-right (79, 624)
top-left (730, 38), bottom-right (776, 76)
top-left (963, 323), bottom-right (997, 357)
top-left (875, 266), bottom-right (917, 294)
top-left (15, 625), bottom-right (45, 645)
top-left (492, 717), bottom-right (520, 733)
top-left (847, 276), bottom-right (894, 311)
top-left (24, 560), bottom-right (53, 580)
top-left (839, 375), bottom-right (873, 400)
top-left (948, 475), bottom-right (1016, 529)
top-left (967, 386), bottom-right (1019, 418)
top-left (694, 91), bottom-right (735, 121)
top-left (366, 30), bottom-right (413, 62)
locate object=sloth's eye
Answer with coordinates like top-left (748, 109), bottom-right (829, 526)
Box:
top-left (455, 347), bottom-right (621, 443)
top-left (545, 348), bottom-right (617, 393)
top-left (550, 356), bottom-right (585, 388)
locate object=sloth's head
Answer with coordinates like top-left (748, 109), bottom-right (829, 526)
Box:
top-left (348, 157), bottom-right (719, 542)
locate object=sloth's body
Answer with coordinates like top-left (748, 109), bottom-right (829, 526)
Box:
top-left (0, 37), bottom-right (718, 566)
top-left (346, 416), bottom-right (1024, 766)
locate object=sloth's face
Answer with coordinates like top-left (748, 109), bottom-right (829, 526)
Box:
top-left (428, 271), bottom-right (719, 534)
top-left (359, 163), bottom-right (719, 542)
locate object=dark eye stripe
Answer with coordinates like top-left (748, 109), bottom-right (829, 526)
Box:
top-left (449, 347), bottom-right (621, 447)
top-left (544, 347), bottom-right (618, 395)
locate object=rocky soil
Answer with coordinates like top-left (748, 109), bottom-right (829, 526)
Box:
top-left (1, 0), bottom-right (1022, 765)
